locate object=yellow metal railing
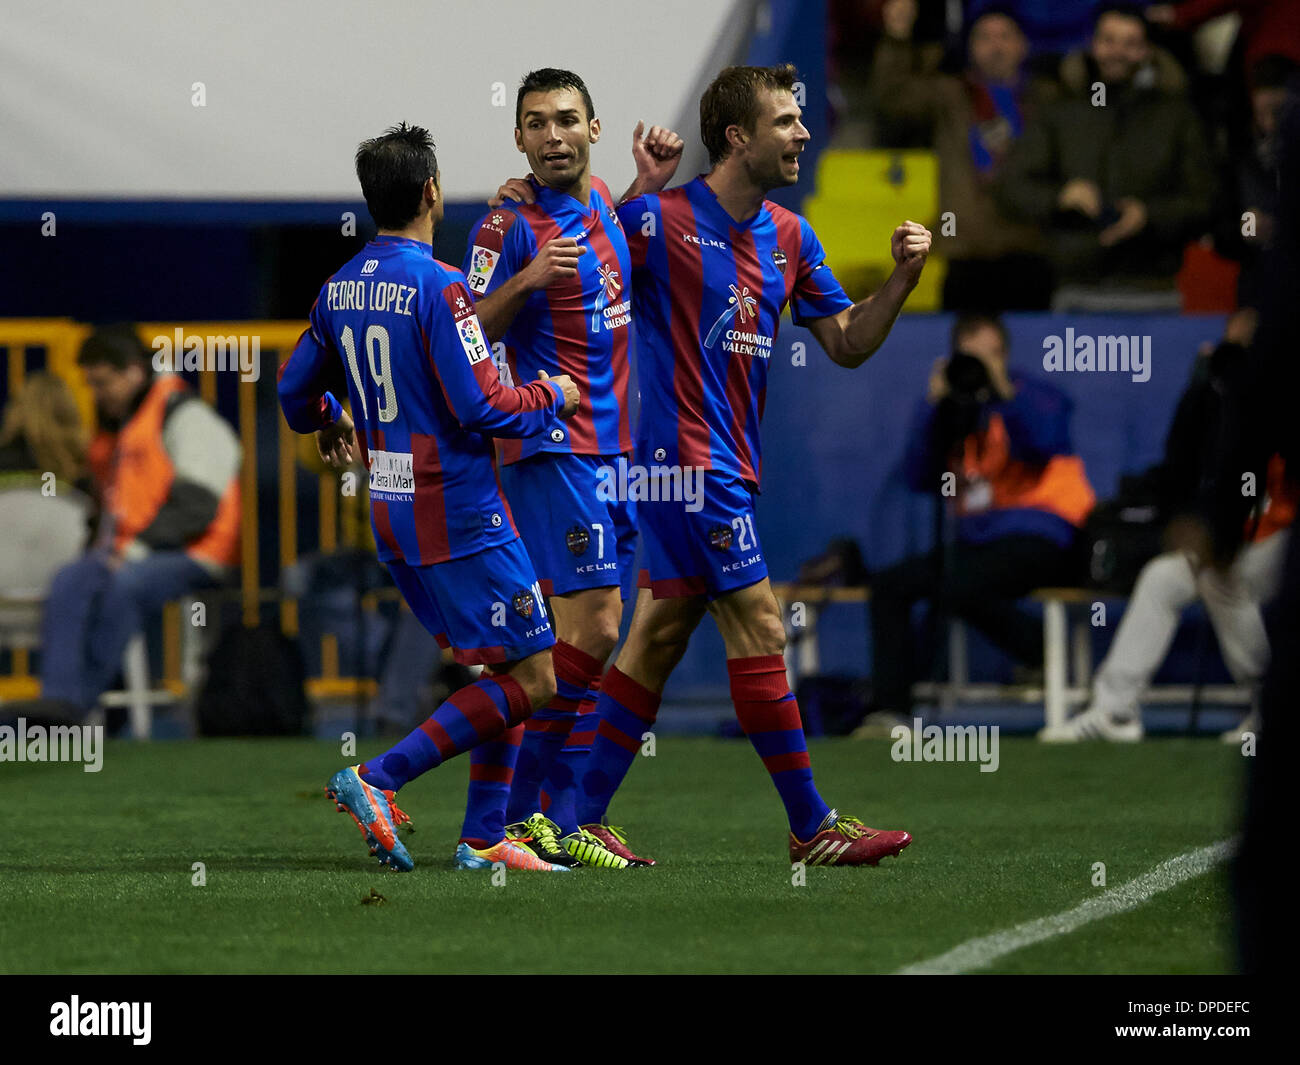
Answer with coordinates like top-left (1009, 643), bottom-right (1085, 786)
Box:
top-left (0, 319), bottom-right (400, 703)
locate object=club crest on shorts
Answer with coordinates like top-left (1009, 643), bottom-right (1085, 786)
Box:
top-left (707, 523), bottom-right (733, 550)
top-left (512, 589), bottom-right (535, 619)
top-left (565, 524), bottom-right (590, 556)
top-left (771, 247), bottom-right (787, 273)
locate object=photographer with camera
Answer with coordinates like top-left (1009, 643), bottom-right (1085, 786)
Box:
top-left (857, 313), bottom-right (1096, 734)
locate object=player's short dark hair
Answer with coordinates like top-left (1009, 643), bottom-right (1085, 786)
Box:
top-left (354, 122), bottom-right (439, 230)
top-left (699, 63), bottom-right (800, 166)
top-left (77, 323), bottom-right (151, 371)
top-left (951, 312), bottom-right (1009, 353)
top-left (515, 68), bottom-right (595, 129)
top-left (1094, 4), bottom-right (1148, 36)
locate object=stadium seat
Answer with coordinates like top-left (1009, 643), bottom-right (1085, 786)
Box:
top-left (0, 486), bottom-right (91, 703)
top-left (803, 149), bottom-right (944, 310)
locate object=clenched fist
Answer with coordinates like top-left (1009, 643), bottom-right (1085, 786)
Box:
top-left (538, 370), bottom-right (580, 419)
top-left (891, 220), bottom-right (931, 285)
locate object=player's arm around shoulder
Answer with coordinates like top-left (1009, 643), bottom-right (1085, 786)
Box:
top-left (805, 217), bottom-right (932, 369)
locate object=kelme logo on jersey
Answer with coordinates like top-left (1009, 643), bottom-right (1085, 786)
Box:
top-left (565, 525), bottom-right (590, 556)
top-left (707, 523), bottom-right (733, 550)
top-left (457, 315), bottom-right (490, 365)
top-left (361, 258), bottom-right (379, 275)
top-left (512, 589), bottom-right (536, 619)
top-left (467, 245), bottom-right (500, 294)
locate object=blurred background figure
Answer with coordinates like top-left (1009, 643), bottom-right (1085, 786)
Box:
top-left (1208, 54), bottom-right (1297, 311)
top-left (998, 4), bottom-right (1213, 310)
top-left (1042, 311), bottom-right (1295, 742)
top-left (0, 371), bottom-right (88, 488)
top-left (857, 312), bottom-right (1095, 734)
top-left (10, 325), bottom-right (242, 724)
top-left (1146, 0), bottom-right (1300, 88)
top-left (0, 374), bottom-right (92, 725)
top-left (870, 2), bottom-right (1059, 309)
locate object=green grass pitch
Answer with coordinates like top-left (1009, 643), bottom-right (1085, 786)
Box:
top-left (0, 735), bottom-right (1243, 974)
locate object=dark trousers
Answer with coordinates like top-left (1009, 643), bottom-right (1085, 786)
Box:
top-left (870, 534), bottom-right (1079, 712)
top-left (40, 550), bottom-right (214, 711)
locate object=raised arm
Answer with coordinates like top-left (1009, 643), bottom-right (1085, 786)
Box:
top-left (619, 121), bottom-right (685, 203)
top-left (806, 221), bottom-right (932, 368)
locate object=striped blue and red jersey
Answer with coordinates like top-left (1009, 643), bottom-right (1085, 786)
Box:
top-left (463, 175), bottom-right (633, 464)
top-left (617, 176), bottom-right (853, 486)
top-left (277, 236), bottom-right (566, 565)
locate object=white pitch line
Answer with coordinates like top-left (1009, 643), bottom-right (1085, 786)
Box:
top-left (897, 837), bottom-right (1238, 975)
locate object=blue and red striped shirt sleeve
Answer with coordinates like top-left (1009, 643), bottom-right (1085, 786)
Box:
top-left (425, 278), bottom-right (564, 437)
top-left (277, 297), bottom-right (346, 431)
top-left (790, 217), bottom-right (852, 325)
top-left (617, 195), bottom-right (656, 270)
top-left (463, 209), bottom-right (528, 298)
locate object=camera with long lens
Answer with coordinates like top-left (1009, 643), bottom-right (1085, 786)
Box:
top-left (933, 350), bottom-right (994, 455)
top-left (944, 350), bottom-right (991, 403)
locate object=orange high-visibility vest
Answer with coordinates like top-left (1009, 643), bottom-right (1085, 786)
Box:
top-left (86, 375), bottom-right (240, 567)
top-left (957, 411), bottom-right (1096, 527)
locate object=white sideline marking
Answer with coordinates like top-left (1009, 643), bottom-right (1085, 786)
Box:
top-left (897, 837), bottom-right (1238, 975)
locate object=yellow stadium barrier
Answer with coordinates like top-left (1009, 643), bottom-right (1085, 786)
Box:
top-left (0, 319), bottom-right (399, 708)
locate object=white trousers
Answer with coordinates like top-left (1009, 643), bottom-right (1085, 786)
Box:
top-left (1092, 531), bottom-right (1291, 717)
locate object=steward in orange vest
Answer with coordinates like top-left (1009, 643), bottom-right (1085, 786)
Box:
top-left (83, 357), bottom-right (241, 574)
top-left (16, 325), bottom-right (244, 723)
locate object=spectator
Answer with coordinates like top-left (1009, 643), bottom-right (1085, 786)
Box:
top-left (1210, 55), bottom-right (1296, 310)
top-left (15, 325), bottom-right (242, 723)
top-left (1042, 313), bottom-right (1295, 742)
top-left (1147, 1), bottom-right (1300, 81)
top-left (0, 375), bottom-right (92, 714)
top-left (857, 313), bottom-right (1096, 734)
top-left (971, 0), bottom-right (1123, 60)
top-left (998, 4), bottom-right (1214, 309)
top-left (0, 372), bottom-right (87, 488)
top-left (871, 3), bottom-right (1059, 308)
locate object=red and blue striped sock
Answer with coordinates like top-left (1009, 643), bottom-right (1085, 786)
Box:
top-left (573, 666), bottom-right (660, 827)
top-left (541, 675), bottom-right (602, 835)
top-left (729, 655), bottom-right (830, 841)
top-left (506, 641), bottom-right (601, 825)
top-left (460, 723), bottom-right (524, 848)
top-left (358, 672), bottom-right (530, 794)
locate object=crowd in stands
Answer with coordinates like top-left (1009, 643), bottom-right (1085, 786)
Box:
top-left (829, 0), bottom-right (1296, 311)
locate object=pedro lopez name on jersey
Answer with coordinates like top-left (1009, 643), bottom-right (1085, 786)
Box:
top-left (278, 237), bottom-right (565, 567)
top-left (618, 176), bottom-right (852, 487)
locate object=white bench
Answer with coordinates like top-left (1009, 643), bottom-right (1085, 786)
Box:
top-left (771, 583), bottom-right (1249, 729)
